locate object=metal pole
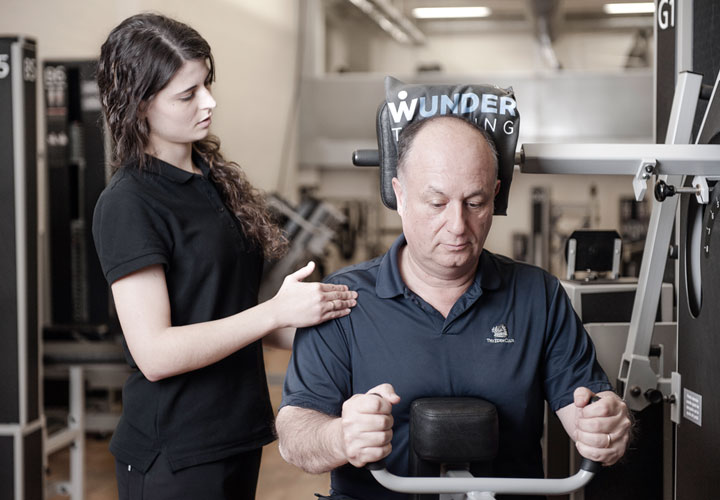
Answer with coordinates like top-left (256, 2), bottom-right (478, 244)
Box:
top-left (69, 366), bottom-right (85, 500)
top-left (618, 71), bottom-right (702, 411)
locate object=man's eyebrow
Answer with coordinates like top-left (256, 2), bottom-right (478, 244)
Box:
top-left (423, 185), bottom-right (487, 198)
top-left (424, 186), bottom-right (446, 196)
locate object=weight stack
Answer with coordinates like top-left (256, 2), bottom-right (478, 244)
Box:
top-left (44, 59), bottom-right (109, 332)
top-left (0, 36), bottom-right (43, 500)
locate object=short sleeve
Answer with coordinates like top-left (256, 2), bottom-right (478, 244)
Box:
top-left (92, 185), bottom-right (170, 285)
top-left (542, 278), bottom-right (612, 411)
top-left (280, 318), bottom-right (353, 417)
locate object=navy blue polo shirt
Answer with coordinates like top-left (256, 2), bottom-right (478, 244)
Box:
top-left (92, 154), bottom-right (275, 472)
top-left (281, 234), bottom-right (611, 500)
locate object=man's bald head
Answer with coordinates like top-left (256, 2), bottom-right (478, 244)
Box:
top-left (395, 116), bottom-right (499, 186)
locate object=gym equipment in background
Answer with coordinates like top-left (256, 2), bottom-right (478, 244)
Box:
top-left (43, 59), bottom-right (110, 335)
top-left (259, 193), bottom-right (346, 301)
top-left (0, 35), bottom-right (43, 500)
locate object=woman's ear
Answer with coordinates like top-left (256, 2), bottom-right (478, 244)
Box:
top-left (137, 100), bottom-right (148, 119)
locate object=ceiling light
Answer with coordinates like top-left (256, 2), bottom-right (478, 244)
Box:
top-left (603, 2), bottom-right (655, 15)
top-left (412, 6), bottom-right (492, 19)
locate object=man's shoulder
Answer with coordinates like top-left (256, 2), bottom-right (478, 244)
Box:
top-left (323, 254), bottom-right (384, 287)
top-left (485, 250), bottom-right (543, 273)
top-left (484, 251), bottom-right (558, 287)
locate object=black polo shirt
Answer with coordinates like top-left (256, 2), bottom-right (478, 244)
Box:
top-left (92, 154), bottom-right (274, 472)
top-left (281, 234), bottom-right (611, 500)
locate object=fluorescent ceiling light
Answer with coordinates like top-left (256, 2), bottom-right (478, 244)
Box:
top-left (412, 6), bottom-right (492, 19)
top-left (603, 2), bottom-right (655, 15)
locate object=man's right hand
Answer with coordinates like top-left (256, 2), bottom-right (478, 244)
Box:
top-left (340, 383), bottom-right (400, 467)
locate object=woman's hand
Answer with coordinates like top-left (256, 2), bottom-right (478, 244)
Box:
top-left (269, 261), bottom-right (358, 329)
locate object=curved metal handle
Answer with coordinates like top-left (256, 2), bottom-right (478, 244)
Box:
top-left (369, 394), bottom-right (606, 494)
top-left (369, 467), bottom-right (596, 496)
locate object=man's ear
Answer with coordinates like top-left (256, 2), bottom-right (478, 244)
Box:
top-left (494, 179), bottom-right (501, 196)
top-left (391, 177), bottom-right (404, 215)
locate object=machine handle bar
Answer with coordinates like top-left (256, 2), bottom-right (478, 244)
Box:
top-left (369, 396), bottom-right (603, 495)
top-left (369, 458), bottom-right (599, 496)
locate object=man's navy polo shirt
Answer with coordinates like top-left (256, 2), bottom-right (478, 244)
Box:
top-left (281, 234), bottom-right (611, 500)
top-left (93, 155), bottom-right (274, 473)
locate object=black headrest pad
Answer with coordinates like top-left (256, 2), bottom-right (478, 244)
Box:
top-left (377, 76), bottom-right (520, 215)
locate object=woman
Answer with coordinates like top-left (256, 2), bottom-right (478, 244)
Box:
top-left (92, 13), bottom-right (357, 500)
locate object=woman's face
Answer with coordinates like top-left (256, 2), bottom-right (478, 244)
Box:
top-left (143, 58), bottom-right (216, 154)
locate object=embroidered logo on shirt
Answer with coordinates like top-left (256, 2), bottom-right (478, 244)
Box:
top-left (487, 324), bottom-right (514, 343)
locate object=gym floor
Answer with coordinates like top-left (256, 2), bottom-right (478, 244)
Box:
top-left (46, 348), bottom-right (330, 499)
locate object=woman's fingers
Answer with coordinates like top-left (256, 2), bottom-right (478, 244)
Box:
top-left (287, 261), bottom-right (316, 282)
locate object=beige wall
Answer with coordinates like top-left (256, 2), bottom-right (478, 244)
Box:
top-left (0, 0), bottom-right (299, 193)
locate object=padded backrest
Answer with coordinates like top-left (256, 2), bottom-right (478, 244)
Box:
top-left (377, 76), bottom-right (520, 215)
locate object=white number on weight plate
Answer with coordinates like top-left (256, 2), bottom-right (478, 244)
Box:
top-left (0, 54), bottom-right (10, 79)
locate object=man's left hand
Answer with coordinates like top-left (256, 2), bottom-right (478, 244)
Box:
top-left (573, 388), bottom-right (632, 466)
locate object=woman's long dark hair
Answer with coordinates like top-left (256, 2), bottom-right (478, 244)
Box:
top-left (97, 13), bottom-right (287, 259)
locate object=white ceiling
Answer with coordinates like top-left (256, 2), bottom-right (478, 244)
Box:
top-left (326, 0), bottom-right (655, 39)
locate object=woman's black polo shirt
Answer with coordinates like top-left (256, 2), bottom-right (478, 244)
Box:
top-left (92, 155), bottom-right (274, 472)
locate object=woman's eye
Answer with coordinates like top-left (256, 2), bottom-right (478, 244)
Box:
top-left (180, 93), bottom-right (194, 101)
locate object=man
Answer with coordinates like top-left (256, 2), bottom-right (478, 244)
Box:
top-left (276, 116), bottom-right (631, 499)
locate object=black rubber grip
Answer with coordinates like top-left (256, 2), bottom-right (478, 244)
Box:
top-left (583, 395), bottom-right (603, 470)
top-left (366, 460), bottom-right (387, 471)
top-left (352, 149), bottom-right (380, 166)
top-left (580, 457), bottom-right (602, 473)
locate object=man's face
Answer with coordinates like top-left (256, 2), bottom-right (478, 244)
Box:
top-left (392, 118), bottom-right (500, 281)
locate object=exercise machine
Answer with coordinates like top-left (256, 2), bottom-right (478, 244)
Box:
top-left (369, 398), bottom-right (601, 500)
top-left (517, 1), bottom-right (720, 495)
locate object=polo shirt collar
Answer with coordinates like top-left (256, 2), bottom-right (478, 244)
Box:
top-left (375, 233), bottom-right (503, 299)
top-left (142, 152), bottom-right (208, 184)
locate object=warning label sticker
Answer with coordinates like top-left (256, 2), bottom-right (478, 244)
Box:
top-left (683, 388), bottom-right (702, 426)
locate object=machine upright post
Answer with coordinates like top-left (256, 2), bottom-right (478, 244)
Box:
top-left (618, 72), bottom-right (702, 411)
top-left (0, 35), bottom-right (43, 500)
top-left (69, 366), bottom-right (85, 500)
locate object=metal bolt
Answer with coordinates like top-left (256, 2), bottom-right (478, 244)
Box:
top-left (630, 386), bottom-right (641, 397)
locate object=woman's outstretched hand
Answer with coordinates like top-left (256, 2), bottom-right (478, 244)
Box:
top-left (270, 261), bottom-right (358, 329)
